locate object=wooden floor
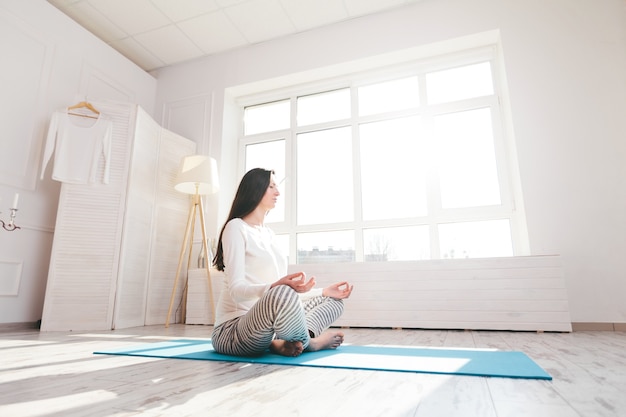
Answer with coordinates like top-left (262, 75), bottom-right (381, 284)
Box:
top-left (1, 325), bottom-right (625, 417)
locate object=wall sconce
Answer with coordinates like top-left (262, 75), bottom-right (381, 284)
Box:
top-left (1, 193), bottom-right (20, 231)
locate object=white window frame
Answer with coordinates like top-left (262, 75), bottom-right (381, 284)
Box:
top-left (236, 45), bottom-right (529, 263)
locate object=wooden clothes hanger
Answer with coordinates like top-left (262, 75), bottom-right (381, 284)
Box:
top-left (67, 101), bottom-right (100, 119)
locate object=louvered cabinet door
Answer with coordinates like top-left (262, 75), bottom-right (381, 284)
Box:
top-left (41, 102), bottom-right (137, 331)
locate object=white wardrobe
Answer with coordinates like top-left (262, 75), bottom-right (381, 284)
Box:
top-left (41, 101), bottom-right (195, 331)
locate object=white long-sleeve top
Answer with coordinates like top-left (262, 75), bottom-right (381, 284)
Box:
top-left (40, 110), bottom-right (113, 184)
top-left (214, 218), bottom-right (322, 327)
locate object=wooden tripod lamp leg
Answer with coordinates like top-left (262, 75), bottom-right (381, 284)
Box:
top-left (181, 199), bottom-right (199, 323)
top-left (165, 198), bottom-right (196, 327)
top-left (197, 196), bottom-right (216, 321)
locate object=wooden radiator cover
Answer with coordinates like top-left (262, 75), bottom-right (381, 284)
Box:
top-left (289, 255), bottom-right (571, 332)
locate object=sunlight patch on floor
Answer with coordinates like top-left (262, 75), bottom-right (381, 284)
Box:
top-left (0, 390), bottom-right (117, 417)
top-left (0, 340), bottom-right (55, 348)
top-left (69, 333), bottom-right (137, 339)
top-left (360, 343), bottom-right (498, 351)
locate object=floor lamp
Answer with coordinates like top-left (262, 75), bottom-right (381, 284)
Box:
top-left (165, 155), bottom-right (219, 327)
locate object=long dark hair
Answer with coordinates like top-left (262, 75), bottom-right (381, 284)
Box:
top-left (212, 168), bottom-right (274, 271)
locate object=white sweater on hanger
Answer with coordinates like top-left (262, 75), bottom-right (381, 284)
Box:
top-left (41, 110), bottom-right (113, 184)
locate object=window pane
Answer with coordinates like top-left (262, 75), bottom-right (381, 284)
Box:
top-left (297, 89), bottom-right (350, 126)
top-left (439, 219), bottom-right (512, 259)
top-left (433, 108), bottom-right (501, 208)
top-left (297, 127), bottom-right (353, 225)
top-left (245, 140), bottom-right (285, 223)
top-left (358, 76), bottom-right (419, 116)
top-left (360, 116), bottom-right (428, 220)
top-left (245, 140), bottom-right (285, 173)
top-left (297, 230), bottom-right (355, 263)
top-left (274, 234), bottom-right (290, 264)
top-left (426, 62), bottom-right (493, 104)
top-left (244, 100), bottom-right (290, 135)
top-left (364, 226), bottom-right (430, 261)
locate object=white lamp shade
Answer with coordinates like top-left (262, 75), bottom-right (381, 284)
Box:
top-left (175, 155), bottom-right (220, 195)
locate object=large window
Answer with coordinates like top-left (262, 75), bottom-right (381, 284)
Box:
top-left (238, 47), bottom-right (527, 264)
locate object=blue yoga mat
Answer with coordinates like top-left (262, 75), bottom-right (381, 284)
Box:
top-left (94, 339), bottom-right (551, 380)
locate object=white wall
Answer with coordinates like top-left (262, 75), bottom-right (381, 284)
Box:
top-left (0, 0), bottom-right (156, 325)
top-left (153, 0), bottom-right (626, 324)
top-left (2, 0), bottom-right (624, 327)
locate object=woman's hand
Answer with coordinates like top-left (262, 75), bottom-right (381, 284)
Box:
top-left (271, 271), bottom-right (316, 293)
top-left (322, 281), bottom-right (354, 299)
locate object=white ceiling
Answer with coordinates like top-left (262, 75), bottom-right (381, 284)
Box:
top-left (48, 0), bottom-right (420, 72)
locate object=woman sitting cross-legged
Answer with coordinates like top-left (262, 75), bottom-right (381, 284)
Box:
top-left (211, 168), bottom-right (354, 357)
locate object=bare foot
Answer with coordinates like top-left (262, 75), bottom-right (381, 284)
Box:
top-left (270, 339), bottom-right (304, 357)
top-left (306, 331), bottom-right (344, 352)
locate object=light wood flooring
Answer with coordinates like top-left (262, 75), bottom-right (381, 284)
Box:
top-left (1, 325), bottom-right (625, 417)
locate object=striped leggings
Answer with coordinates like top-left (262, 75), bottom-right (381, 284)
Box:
top-left (211, 285), bottom-right (344, 357)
